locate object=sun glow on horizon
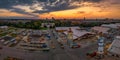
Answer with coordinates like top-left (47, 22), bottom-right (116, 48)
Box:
top-left (39, 6), bottom-right (116, 19)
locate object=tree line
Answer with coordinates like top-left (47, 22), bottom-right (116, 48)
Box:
top-left (0, 20), bottom-right (113, 29)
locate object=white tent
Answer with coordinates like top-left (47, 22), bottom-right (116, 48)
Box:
top-left (56, 27), bottom-right (92, 40)
top-left (91, 26), bottom-right (110, 34)
top-left (101, 23), bottom-right (120, 29)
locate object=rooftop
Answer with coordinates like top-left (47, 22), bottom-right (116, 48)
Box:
top-left (56, 27), bottom-right (92, 40)
top-left (108, 36), bottom-right (120, 55)
top-left (91, 26), bottom-right (110, 33)
top-left (101, 23), bottom-right (120, 29)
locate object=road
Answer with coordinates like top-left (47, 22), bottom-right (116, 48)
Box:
top-left (0, 29), bottom-right (98, 60)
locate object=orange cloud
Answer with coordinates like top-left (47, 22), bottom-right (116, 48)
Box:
top-left (38, 5), bottom-right (120, 19)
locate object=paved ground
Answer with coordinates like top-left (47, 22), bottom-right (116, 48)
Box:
top-left (0, 29), bottom-right (98, 60)
top-left (0, 43), bottom-right (97, 60)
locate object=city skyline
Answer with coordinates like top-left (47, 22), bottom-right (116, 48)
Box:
top-left (0, 0), bottom-right (120, 19)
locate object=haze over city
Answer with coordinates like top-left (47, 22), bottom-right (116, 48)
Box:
top-left (0, 0), bottom-right (120, 19)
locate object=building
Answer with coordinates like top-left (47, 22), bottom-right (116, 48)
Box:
top-left (30, 30), bottom-right (42, 36)
top-left (108, 36), bottom-right (120, 56)
top-left (97, 36), bottom-right (105, 55)
top-left (56, 27), bottom-right (95, 41)
top-left (41, 23), bottom-right (55, 28)
top-left (91, 26), bottom-right (110, 34)
top-left (101, 23), bottom-right (120, 36)
top-left (101, 23), bottom-right (120, 29)
top-left (22, 33), bottom-right (30, 43)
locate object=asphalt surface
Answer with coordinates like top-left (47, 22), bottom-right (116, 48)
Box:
top-left (0, 29), bottom-right (98, 60)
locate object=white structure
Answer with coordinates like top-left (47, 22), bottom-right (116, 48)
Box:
top-left (41, 23), bottom-right (55, 28)
top-left (56, 27), bottom-right (93, 40)
top-left (22, 36), bottom-right (29, 42)
top-left (108, 36), bottom-right (120, 55)
top-left (101, 23), bottom-right (120, 29)
top-left (31, 30), bottom-right (41, 36)
top-left (0, 26), bottom-right (8, 29)
top-left (67, 28), bottom-right (73, 40)
top-left (91, 26), bottom-right (110, 34)
top-left (97, 36), bottom-right (105, 54)
top-left (22, 33), bottom-right (30, 42)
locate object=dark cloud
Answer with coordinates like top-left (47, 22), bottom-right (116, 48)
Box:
top-left (0, 0), bottom-right (39, 17)
top-left (0, 0), bottom-right (105, 15)
top-left (0, 0), bottom-right (34, 9)
top-left (33, 0), bottom-right (104, 13)
top-left (83, 0), bottom-right (103, 2)
top-left (0, 16), bottom-right (39, 19)
top-left (36, 0), bottom-right (47, 2)
top-left (33, 0), bottom-right (79, 13)
top-left (10, 8), bottom-right (39, 17)
top-left (109, 0), bottom-right (120, 4)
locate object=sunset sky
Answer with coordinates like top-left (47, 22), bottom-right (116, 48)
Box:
top-left (0, 0), bottom-right (120, 19)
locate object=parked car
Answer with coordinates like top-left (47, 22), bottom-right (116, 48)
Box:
top-left (42, 44), bottom-right (47, 48)
top-left (10, 39), bottom-right (15, 42)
